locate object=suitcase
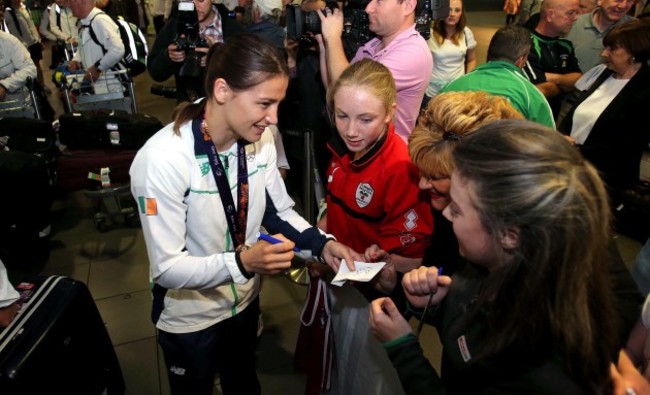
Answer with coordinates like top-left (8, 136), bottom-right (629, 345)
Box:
top-left (0, 118), bottom-right (59, 191)
top-left (0, 117), bottom-right (57, 155)
top-left (0, 151), bottom-right (53, 267)
top-left (56, 148), bottom-right (138, 193)
top-left (0, 275), bottom-right (125, 395)
top-left (58, 109), bottom-right (162, 150)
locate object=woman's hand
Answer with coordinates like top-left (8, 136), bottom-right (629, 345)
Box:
top-left (372, 262), bottom-right (397, 294)
top-left (240, 233), bottom-right (295, 275)
top-left (321, 240), bottom-right (362, 272)
top-left (402, 266), bottom-right (452, 309)
top-left (369, 297), bottom-right (412, 343)
top-left (364, 244), bottom-right (389, 263)
top-left (611, 350), bottom-right (650, 395)
top-left (365, 244), bottom-right (397, 293)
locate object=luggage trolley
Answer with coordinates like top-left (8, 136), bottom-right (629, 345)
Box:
top-left (58, 68), bottom-right (142, 231)
top-left (56, 148), bottom-right (141, 233)
top-left (0, 77), bottom-right (43, 120)
top-left (85, 167), bottom-right (139, 232)
top-left (61, 69), bottom-right (137, 114)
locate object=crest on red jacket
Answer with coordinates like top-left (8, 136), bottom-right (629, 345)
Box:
top-left (355, 183), bottom-right (374, 208)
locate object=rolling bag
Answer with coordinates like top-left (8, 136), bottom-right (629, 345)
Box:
top-left (58, 109), bottom-right (162, 150)
top-left (0, 275), bottom-right (125, 395)
top-left (0, 117), bottom-right (59, 190)
top-left (56, 148), bottom-right (137, 193)
top-left (0, 151), bottom-right (54, 267)
top-left (0, 117), bottom-right (57, 156)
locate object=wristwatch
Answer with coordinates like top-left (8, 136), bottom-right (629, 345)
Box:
top-left (235, 244), bottom-right (253, 279)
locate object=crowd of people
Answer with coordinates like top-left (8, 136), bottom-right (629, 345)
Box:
top-left (1, 0), bottom-right (650, 394)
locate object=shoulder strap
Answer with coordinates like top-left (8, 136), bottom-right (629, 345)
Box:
top-left (86, 12), bottom-right (107, 54)
top-left (54, 4), bottom-right (62, 29)
top-left (6, 7), bottom-right (23, 36)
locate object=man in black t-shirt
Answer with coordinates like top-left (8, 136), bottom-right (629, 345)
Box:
top-left (523, 0), bottom-right (582, 119)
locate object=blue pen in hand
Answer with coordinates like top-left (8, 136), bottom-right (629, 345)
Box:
top-left (256, 232), bottom-right (301, 252)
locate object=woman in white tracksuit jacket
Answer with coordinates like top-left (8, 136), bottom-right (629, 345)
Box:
top-left (130, 33), bottom-right (359, 395)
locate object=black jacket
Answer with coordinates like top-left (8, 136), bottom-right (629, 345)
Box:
top-left (558, 64), bottom-right (650, 205)
top-left (146, 9), bottom-right (243, 103)
top-left (386, 239), bottom-right (641, 395)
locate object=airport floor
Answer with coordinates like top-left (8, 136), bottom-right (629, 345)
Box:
top-left (15, 10), bottom-right (645, 395)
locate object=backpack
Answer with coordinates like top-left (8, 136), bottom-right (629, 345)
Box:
top-left (86, 12), bottom-right (148, 77)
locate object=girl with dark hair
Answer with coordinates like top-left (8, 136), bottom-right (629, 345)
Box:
top-left (370, 120), bottom-right (635, 394)
top-left (130, 33), bottom-right (359, 395)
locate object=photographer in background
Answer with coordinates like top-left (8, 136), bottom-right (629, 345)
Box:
top-left (147, 0), bottom-right (243, 103)
top-left (316, 0), bottom-right (431, 142)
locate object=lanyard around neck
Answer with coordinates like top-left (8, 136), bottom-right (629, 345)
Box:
top-left (197, 113), bottom-right (249, 250)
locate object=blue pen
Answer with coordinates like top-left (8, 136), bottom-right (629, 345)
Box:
top-left (256, 232), bottom-right (301, 252)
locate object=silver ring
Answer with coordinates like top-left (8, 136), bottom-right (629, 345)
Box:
top-left (626, 387), bottom-right (638, 395)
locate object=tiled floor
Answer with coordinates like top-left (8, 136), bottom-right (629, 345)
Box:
top-left (5, 9), bottom-right (645, 395)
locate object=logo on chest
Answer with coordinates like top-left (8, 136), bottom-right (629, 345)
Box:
top-left (355, 183), bottom-right (374, 208)
top-left (199, 161), bottom-right (210, 176)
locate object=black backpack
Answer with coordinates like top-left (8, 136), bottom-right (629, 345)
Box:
top-left (85, 12), bottom-right (148, 76)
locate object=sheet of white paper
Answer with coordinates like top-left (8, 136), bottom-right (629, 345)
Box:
top-left (330, 260), bottom-right (387, 287)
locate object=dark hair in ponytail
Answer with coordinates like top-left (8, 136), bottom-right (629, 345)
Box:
top-left (172, 33), bottom-right (289, 133)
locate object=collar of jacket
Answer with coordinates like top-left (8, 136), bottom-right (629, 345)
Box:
top-left (328, 122), bottom-right (394, 168)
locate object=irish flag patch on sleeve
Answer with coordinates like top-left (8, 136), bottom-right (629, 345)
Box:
top-left (138, 196), bottom-right (158, 216)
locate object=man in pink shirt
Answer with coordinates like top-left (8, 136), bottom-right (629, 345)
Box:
top-left (317, 0), bottom-right (432, 142)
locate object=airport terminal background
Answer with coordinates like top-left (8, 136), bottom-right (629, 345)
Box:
top-left (2, 1), bottom-right (649, 394)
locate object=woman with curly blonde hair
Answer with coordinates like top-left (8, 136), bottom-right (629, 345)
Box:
top-left (408, 91), bottom-right (522, 275)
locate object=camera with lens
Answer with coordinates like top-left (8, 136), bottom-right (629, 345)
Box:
top-left (415, 0), bottom-right (450, 40)
top-left (174, 1), bottom-right (210, 77)
top-left (285, 0), bottom-right (337, 48)
top-left (286, 0), bottom-right (374, 59)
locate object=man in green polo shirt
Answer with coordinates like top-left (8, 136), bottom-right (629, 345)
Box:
top-left (441, 24), bottom-right (555, 129)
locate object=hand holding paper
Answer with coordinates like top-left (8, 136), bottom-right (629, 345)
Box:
top-left (331, 260), bottom-right (387, 287)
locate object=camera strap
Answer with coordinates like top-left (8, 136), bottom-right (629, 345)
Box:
top-left (194, 113), bottom-right (249, 250)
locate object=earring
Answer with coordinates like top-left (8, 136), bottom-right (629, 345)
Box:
top-left (628, 56), bottom-right (636, 64)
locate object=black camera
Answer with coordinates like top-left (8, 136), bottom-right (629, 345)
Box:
top-left (286, 0), bottom-right (374, 58)
top-left (286, 1), bottom-right (336, 48)
top-left (174, 1), bottom-right (210, 77)
top-left (415, 0), bottom-right (450, 40)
